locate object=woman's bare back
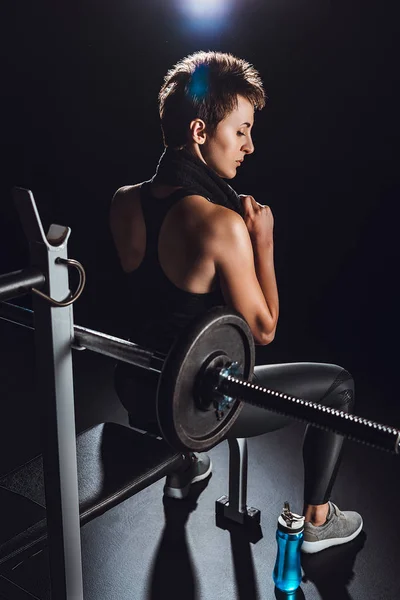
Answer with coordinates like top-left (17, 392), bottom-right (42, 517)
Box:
top-left (110, 183), bottom-right (219, 294)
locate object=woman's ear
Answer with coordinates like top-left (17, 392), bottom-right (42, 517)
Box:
top-left (189, 119), bottom-right (207, 144)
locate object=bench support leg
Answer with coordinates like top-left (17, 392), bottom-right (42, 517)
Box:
top-left (216, 438), bottom-right (261, 526)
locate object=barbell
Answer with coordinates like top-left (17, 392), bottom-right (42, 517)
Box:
top-left (1, 300), bottom-right (399, 455)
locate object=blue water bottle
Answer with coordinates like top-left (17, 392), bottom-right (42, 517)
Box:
top-left (273, 501), bottom-right (305, 593)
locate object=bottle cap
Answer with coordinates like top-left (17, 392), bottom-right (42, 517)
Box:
top-left (277, 501), bottom-right (305, 534)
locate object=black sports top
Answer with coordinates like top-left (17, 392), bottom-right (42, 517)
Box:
top-left (126, 181), bottom-right (225, 355)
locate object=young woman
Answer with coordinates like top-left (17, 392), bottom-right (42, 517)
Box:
top-left (110, 51), bottom-right (362, 554)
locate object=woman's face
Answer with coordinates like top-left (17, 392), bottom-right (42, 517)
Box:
top-left (199, 95), bottom-right (255, 179)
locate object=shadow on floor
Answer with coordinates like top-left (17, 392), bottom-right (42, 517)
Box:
top-left (215, 507), bottom-right (263, 600)
top-left (147, 477), bottom-right (212, 600)
top-left (301, 530), bottom-right (367, 599)
top-left (148, 475), bottom-right (264, 600)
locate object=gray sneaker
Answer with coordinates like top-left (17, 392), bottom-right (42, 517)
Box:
top-left (164, 453), bottom-right (212, 499)
top-left (302, 502), bottom-right (363, 554)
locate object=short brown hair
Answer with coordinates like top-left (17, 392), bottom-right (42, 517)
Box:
top-left (158, 51), bottom-right (266, 148)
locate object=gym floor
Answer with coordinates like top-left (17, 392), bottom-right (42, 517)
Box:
top-left (0, 318), bottom-right (399, 600)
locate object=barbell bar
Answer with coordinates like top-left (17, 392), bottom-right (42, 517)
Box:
top-left (0, 267), bottom-right (46, 302)
top-left (0, 300), bottom-right (165, 372)
top-left (1, 300), bottom-right (399, 455)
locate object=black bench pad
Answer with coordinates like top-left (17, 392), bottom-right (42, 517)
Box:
top-left (0, 422), bottom-right (184, 572)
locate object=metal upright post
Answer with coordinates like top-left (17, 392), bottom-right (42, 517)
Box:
top-left (226, 437), bottom-right (248, 523)
top-left (13, 188), bottom-right (84, 600)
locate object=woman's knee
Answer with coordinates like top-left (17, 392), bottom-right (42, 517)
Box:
top-left (322, 367), bottom-right (355, 413)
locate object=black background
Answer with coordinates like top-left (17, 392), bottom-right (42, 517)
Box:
top-left (1, 0), bottom-right (399, 408)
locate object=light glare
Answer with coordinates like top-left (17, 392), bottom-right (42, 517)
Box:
top-left (176, 0), bottom-right (233, 32)
top-left (184, 0), bottom-right (229, 18)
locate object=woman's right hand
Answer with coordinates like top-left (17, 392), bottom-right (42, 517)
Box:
top-left (239, 194), bottom-right (274, 246)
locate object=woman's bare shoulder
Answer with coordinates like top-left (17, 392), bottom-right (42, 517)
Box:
top-left (186, 196), bottom-right (243, 238)
top-left (177, 194), bottom-right (238, 223)
top-left (110, 185), bottom-right (145, 230)
top-left (111, 184), bottom-right (141, 207)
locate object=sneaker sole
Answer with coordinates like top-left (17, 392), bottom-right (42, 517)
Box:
top-left (164, 459), bottom-right (213, 500)
top-left (301, 519), bottom-right (363, 554)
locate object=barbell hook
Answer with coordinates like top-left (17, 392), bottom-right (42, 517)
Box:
top-left (32, 258), bottom-right (86, 307)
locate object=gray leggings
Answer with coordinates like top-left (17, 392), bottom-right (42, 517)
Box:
top-left (114, 361), bottom-right (354, 505)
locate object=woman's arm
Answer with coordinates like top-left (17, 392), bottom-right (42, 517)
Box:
top-left (240, 194), bottom-right (279, 342)
top-left (251, 239), bottom-right (279, 343)
top-left (203, 204), bottom-right (278, 346)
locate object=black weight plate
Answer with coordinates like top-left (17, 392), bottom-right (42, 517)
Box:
top-left (156, 307), bottom-right (255, 452)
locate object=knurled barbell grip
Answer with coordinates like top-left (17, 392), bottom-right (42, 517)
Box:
top-left (218, 375), bottom-right (400, 454)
